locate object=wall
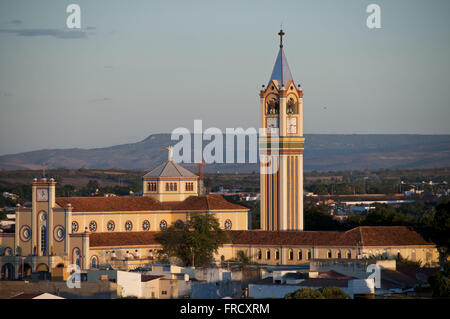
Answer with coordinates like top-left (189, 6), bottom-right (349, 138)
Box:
top-left (116, 270), bottom-right (142, 298)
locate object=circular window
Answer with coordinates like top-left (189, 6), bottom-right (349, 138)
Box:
top-left (72, 221), bottom-right (79, 233)
top-left (159, 220), bottom-right (167, 230)
top-left (89, 221), bottom-right (97, 232)
top-left (107, 220), bottom-right (115, 231)
top-left (125, 221), bottom-right (133, 231)
top-left (142, 220), bottom-right (150, 231)
top-left (20, 225), bottom-right (32, 242)
top-left (224, 219), bottom-right (232, 230)
top-left (54, 225), bottom-right (65, 242)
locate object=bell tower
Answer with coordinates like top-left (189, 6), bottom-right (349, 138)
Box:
top-left (259, 30), bottom-right (304, 231)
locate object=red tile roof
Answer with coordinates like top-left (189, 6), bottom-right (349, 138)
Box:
top-left (90, 231), bottom-right (160, 247)
top-left (55, 194), bottom-right (247, 212)
top-left (228, 227), bottom-right (434, 247)
top-left (89, 226), bottom-right (434, 248)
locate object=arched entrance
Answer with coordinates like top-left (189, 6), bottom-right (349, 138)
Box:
top-left (1, 263), bottom-right (14, 280)
top-left (36, 263), bottom-right (50, 280)
top-left (18, 263), bottom-right (32, 279)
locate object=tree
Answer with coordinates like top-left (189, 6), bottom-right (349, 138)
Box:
top-left (284, 288), bottom-right (323, 299)
top-left (155, 214), bottom-right (228, 267)
top-left (430, 202), bottom-right (450, 265)
top-left (236, 250), bottom-right (250, 268)
top-left (285, 287), bottom-right (350, 299)
top-left (319, 287), bottom-right (350, 299)
top-left (428, 262), bottom-right (450, 297)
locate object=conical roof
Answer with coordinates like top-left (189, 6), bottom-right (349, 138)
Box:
top-left (268, 47), bottom-right (294, 87)
top-left (143, 160), bottom-right (197, 178)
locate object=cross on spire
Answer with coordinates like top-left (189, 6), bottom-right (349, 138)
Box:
top-left (278, 29), bottom-right (285, 48)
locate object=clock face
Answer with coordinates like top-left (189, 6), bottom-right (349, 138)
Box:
top-left (37, 188), bottom-right (49, 201)
top-left (287, 117), bottom-right (297, 134)
top-left (266, 117), bottom-right (278, 134)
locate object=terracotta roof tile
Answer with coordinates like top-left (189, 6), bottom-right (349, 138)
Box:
top-left (56, 195), bottom-right (248, 212)
top-left (89, 226), bottom-right (434, 248)
top-left (90, 231), bottom-right (160, 247)
top-left (358, 226), bottom-right (433, 246)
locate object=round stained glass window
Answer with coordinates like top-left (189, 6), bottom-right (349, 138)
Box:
top-left (125, 221), bottom-right (133, 231)
top-left (107, 220), bottom-right (115, 231)
top-left (20, 226), bottom-right (31, 242)
top-left (54, 225), bottom-right (65, 242)
top-left (89, 221), bottom-right (97, 232)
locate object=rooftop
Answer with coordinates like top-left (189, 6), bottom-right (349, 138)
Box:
top-left (143, 160), bottom-right (197, 178)
top-left (56, 194), bottom-right (248, 212)
top-left (89, 226), bottom-right (434, 248)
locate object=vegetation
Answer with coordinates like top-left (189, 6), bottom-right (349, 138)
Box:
top-left (284, 287), bottom-right (350, 299)
top-left (236, 250), bottom-right (250, 268)
top-left (428, 262), bottom-right (450, 297)
top-left (154, 214), bottom-right (228, 267)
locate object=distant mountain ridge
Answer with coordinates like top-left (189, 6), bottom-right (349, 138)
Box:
top-left (0, 134), bottom-right (449, 172)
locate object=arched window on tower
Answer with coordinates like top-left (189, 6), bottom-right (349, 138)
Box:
top-left (289, 249), bottom-right (293, 261)
top-left (38, 211), bottom-right (47, 256)
top-left (298, 250), bottom-right (303, 260)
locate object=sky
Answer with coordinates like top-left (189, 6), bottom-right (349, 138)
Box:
top-left (0, 0), bottom-right (449, 156)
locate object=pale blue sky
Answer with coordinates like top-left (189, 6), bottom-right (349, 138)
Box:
top-left (0, 0), bottom-right (449, 156)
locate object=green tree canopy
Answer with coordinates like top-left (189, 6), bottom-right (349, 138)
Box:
top-left (284, 288), bottom-right (323, 299)
top-left (285, 286), bottom-right (350, 299)
top-left (154, 213), bottom-right (228, 267)
top-left (428, 262), bottom-right (450, 297)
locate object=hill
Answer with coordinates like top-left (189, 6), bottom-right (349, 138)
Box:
top-left (0, 134), bottom-right (449, 172)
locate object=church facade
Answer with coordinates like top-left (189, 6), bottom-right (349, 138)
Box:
top-left (0, 31), bottom-right (440, 280)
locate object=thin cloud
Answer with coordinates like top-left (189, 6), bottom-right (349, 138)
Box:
top-left (0, 90), bottom-right (12, 97)
top-left (8, 19), bottom-right (22, 25)
top-left (90, 97), bottom-right (112, 103)
top-left (0, 28), bottom-right (92, 39)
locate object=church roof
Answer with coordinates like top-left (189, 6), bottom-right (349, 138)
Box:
top-left (89, 226), bottom-right (435, 248)
top-left (55, 194), bottom-right (247, 212)
top-left (143, 160), bottom-right (197, 178)
top-left (268, 47), bottom-right (294, 87)
top-left (228, 226), bottom-right (434, 247)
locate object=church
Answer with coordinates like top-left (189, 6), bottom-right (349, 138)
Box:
top-left (0, 31), bottom-right (439, 279)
